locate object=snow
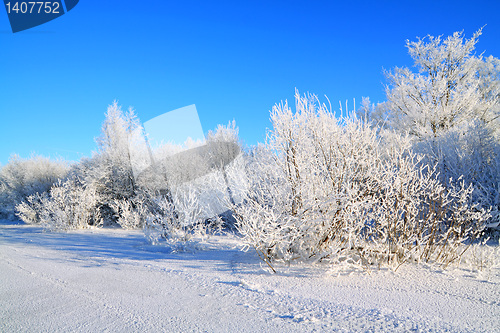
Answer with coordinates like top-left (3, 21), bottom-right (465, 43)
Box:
top-left (1, 220), bottom-right (499, 332)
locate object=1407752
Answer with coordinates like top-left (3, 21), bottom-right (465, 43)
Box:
top-left (5, 2), bottom-right (61, 14)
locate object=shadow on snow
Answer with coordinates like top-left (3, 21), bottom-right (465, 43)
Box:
top-left (0, 219), bottom-right (260, 273)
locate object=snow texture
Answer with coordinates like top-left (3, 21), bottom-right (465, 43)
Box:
top-left (1, 219), bottom-right (498, 332)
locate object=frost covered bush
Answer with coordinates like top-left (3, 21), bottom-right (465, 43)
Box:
top-left (236, 91), bottom-right (383, 266)
top-left (0, 154), bottom-right (69, 220)
top-left (367, 151), bottom-right (488, 268)
top-left (143, 187), bottom-right (208, 246)
top-left (124, 185), bottom-right (226, 250)
top-left (137, 121), bottom-right (245, 244)
top-left (109, 195), bottom-right (149, 230)
top-left (140, 159), bottom-right (243, 245)
top-left (412, 122), bottom-right (500, 230)
top-left (235, 91), bottom-right (489, 270)
top-left (16, 178), bottom-right (101, 230)
top-left (109, 185), bottom-right (217, 238)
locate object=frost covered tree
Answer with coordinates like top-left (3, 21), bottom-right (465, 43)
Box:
top-left (205, 121), bottom-right (241, 205)
top-left (383, 29), bottom-right (500, 227)
top-left (77, 101), bottom-right (144, 224)
top-left (95, 101), bottom-right (141, 200)
top-left (385, 28), bottom-right (500, 138)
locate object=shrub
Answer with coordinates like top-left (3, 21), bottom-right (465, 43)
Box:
top-left (16, 178), bottom-right (101, 230)
top-left (0, 154), bottom-right (69, 219)
top-left (235, 91), bottom-right (489, 270)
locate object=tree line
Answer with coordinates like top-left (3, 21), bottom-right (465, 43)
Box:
top-left (1, 29), bottom-right (499, 269)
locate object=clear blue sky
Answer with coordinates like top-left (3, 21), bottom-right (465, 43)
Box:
top-left (1, 0), bottom-right (499, 165)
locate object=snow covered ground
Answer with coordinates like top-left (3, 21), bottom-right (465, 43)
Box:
top-left (1, 219), bottom-right (499, 332)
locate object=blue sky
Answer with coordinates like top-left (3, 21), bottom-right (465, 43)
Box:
top-left (1, 0), bottom-right (500, 165)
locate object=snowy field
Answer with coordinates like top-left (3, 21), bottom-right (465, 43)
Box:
top-left (1, 219), bottom-right (499, 333)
